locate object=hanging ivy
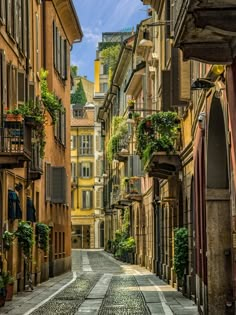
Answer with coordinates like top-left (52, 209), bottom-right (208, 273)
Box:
top-left (107, 116), bottom-right (128, 162)
top-left (40, 69), bottom-right (64, 124)
top-left (36, 223), bottom-right (50, 253)
top-left (174, 227), bottom-right (188, 281)
top-left (2, 231), bottom-right (15, 251)
top-left (15, 221), bottom-right (34, 259)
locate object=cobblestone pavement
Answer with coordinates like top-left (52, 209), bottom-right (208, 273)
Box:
top-left (0, 250), bottom-right (199, 315)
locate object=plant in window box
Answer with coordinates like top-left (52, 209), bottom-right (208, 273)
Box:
top-left (127, 99), bottom-right (136, 108)
top-left (2, 271), bottom-right (14, 301)
top-left (5, 107), bottom-right (23, 122)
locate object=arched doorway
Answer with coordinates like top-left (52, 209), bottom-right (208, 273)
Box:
top-left (100, 221), bottom-right (104, 248)
top-left (206, 94), bottom-right (231, 314)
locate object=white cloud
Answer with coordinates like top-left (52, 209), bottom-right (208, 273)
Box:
top-left (82, 27), bottom-right (101, 45)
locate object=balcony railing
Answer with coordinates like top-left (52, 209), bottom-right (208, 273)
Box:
top-left (0, 121), bottom-right (31, 167)
top-left (125, 177), bottom-right (142, 201)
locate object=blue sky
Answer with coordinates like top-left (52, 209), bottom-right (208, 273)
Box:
top-left (71, 0), bottom-right (148, 82)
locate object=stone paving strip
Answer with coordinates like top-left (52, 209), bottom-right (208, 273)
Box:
top-left (135, 273), bottom-right (199, 315)
top-left (98, 275), bottom-right (151, 315)
top-left (29, 272), bottom-right (101, 315)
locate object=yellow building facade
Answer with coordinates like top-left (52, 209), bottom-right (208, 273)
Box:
top-left (71, 105), bottom-right (97, 249)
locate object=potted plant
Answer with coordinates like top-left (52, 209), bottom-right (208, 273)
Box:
top-left (5, 108), bottom-right (23, 122)
top-left (2, 272), bottom-right (14, 301)
top-left (127, 98), bottom-right (136, 108)
top-left (15, 221), bottom-right (34, 260)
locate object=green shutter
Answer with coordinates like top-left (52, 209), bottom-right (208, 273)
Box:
top-left (51, 167), bottom-right (66, 203)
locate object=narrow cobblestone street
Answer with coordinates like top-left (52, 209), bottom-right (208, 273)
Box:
top-left (0, 250), bottom-right (199, 315)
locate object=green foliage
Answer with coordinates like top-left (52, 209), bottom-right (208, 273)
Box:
top-left (36, 223), bottom-right (50, 252)
top-left (70, 65), bottom-right (78, 78)
top-left (107, 116), bottom-right (128, 162)
top-left (71, 79), bottom-right (87, 105)
top-left (1, 272), bottom-right (14, 286)
top-left (100, 44), bottom-right (121, 72)
top-left (2, 231), bottom-right (15, 251)
top-left (15, 221), bottom-right (34, 259)
top-left (40, 69), bottom-right (64, 124)
top-left (174, 227), bottom-right (188, 280)
top-left (136, 111), bottom-right (180, 165)
top-left (112, 208), bottom-right (136, 260)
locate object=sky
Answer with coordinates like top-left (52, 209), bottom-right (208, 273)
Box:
top-left (71, 0), bottom-right (148, 82)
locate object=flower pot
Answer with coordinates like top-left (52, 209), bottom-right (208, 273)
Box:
top-left (5, 283), bottom-right (14, 301)
top-left (5, 114), bottom-right (23, 122)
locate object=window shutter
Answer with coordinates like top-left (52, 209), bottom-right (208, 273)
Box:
top-left (90, 191), bottom-right (93, 208)
top-left (7, 63), bottom-right (12, 108)
top-left (17, 71), bottom-right (25, 104)
top-left (0, 0), bottom-right (5, 24)
top-left (90, 163), bottom-right (93, 177)
top-left (82, 191), bottom-right (86, 209)
top-left (96, 191), bottom-right (100, 208)
top-left (78, 162), bottom-right (81, 177)
top-left (96, 160), bottom-right (100, 176)
top-left (51, 167), bottom-right (66, 203)
top-left (6, 0), bottom-right (11, 34)
top-left (57, 31), bottom-right (60, 73)
top-left (35, 13), bottom-right (39, 72)
top-left (53, 22), bottom-right (56, 68)
top-left (132, 155), bottom-right (144, 177)
top-left (45, 163), bottom-right (51, 201)
top-left (179, 50), bottom-right (191, 101)
top-left (15, 0), bottom-right (18, 43)
top-left (171, 47), bottom-right (189, 107)
top-left (29, 82), bottom-right (35, 102)
top-left (18, 0), bottom-right (22, 50)
top-left (64, 40), bottom-right (67, 80)
top-left (0, 50), bottom-right (6, 108)
top-left (60, 37), bottom-right (64, 77)
top-left (100, 190), bottom-right (104, 208)
top-left (162, 70), bottom-right (171, 111)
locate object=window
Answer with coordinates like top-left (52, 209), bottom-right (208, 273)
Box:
top-left (80, 162), bottom-right (93, 178)
top-left (82, 190), bottom-right (93, 209)
top-left (79, 135), bottom-right (93, 155)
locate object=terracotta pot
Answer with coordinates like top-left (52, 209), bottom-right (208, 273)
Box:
top-left (5, 283), bottom-right (14, 301)
top-left (5, 114), bottom-right (23, 122)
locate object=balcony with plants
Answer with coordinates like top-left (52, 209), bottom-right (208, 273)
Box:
top-left (136, 111), bottom-right (181, 179)
top-left (0, 69), bottom-right (64, 168)
top-left (107, 116), bottom-right (129, 163)
top-left (123, 176), bottom-right (142, 202)
top-left (173, 0), bottom-right (236, 63)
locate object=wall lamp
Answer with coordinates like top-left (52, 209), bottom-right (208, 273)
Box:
top-left (139, 29), bottom-right (153, 48)
top-left (191, 78), bottom-right (215, 90)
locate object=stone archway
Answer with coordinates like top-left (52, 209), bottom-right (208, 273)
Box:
top-left (206, 94), bottom-right (232, 314)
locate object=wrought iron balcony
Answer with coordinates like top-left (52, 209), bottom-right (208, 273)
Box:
top-left (0, 121), bottom-right (32, 167)
top-left (114, 136), bottom-right (130, 162)
top-left (173, 0), bottom-right (236, 63)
